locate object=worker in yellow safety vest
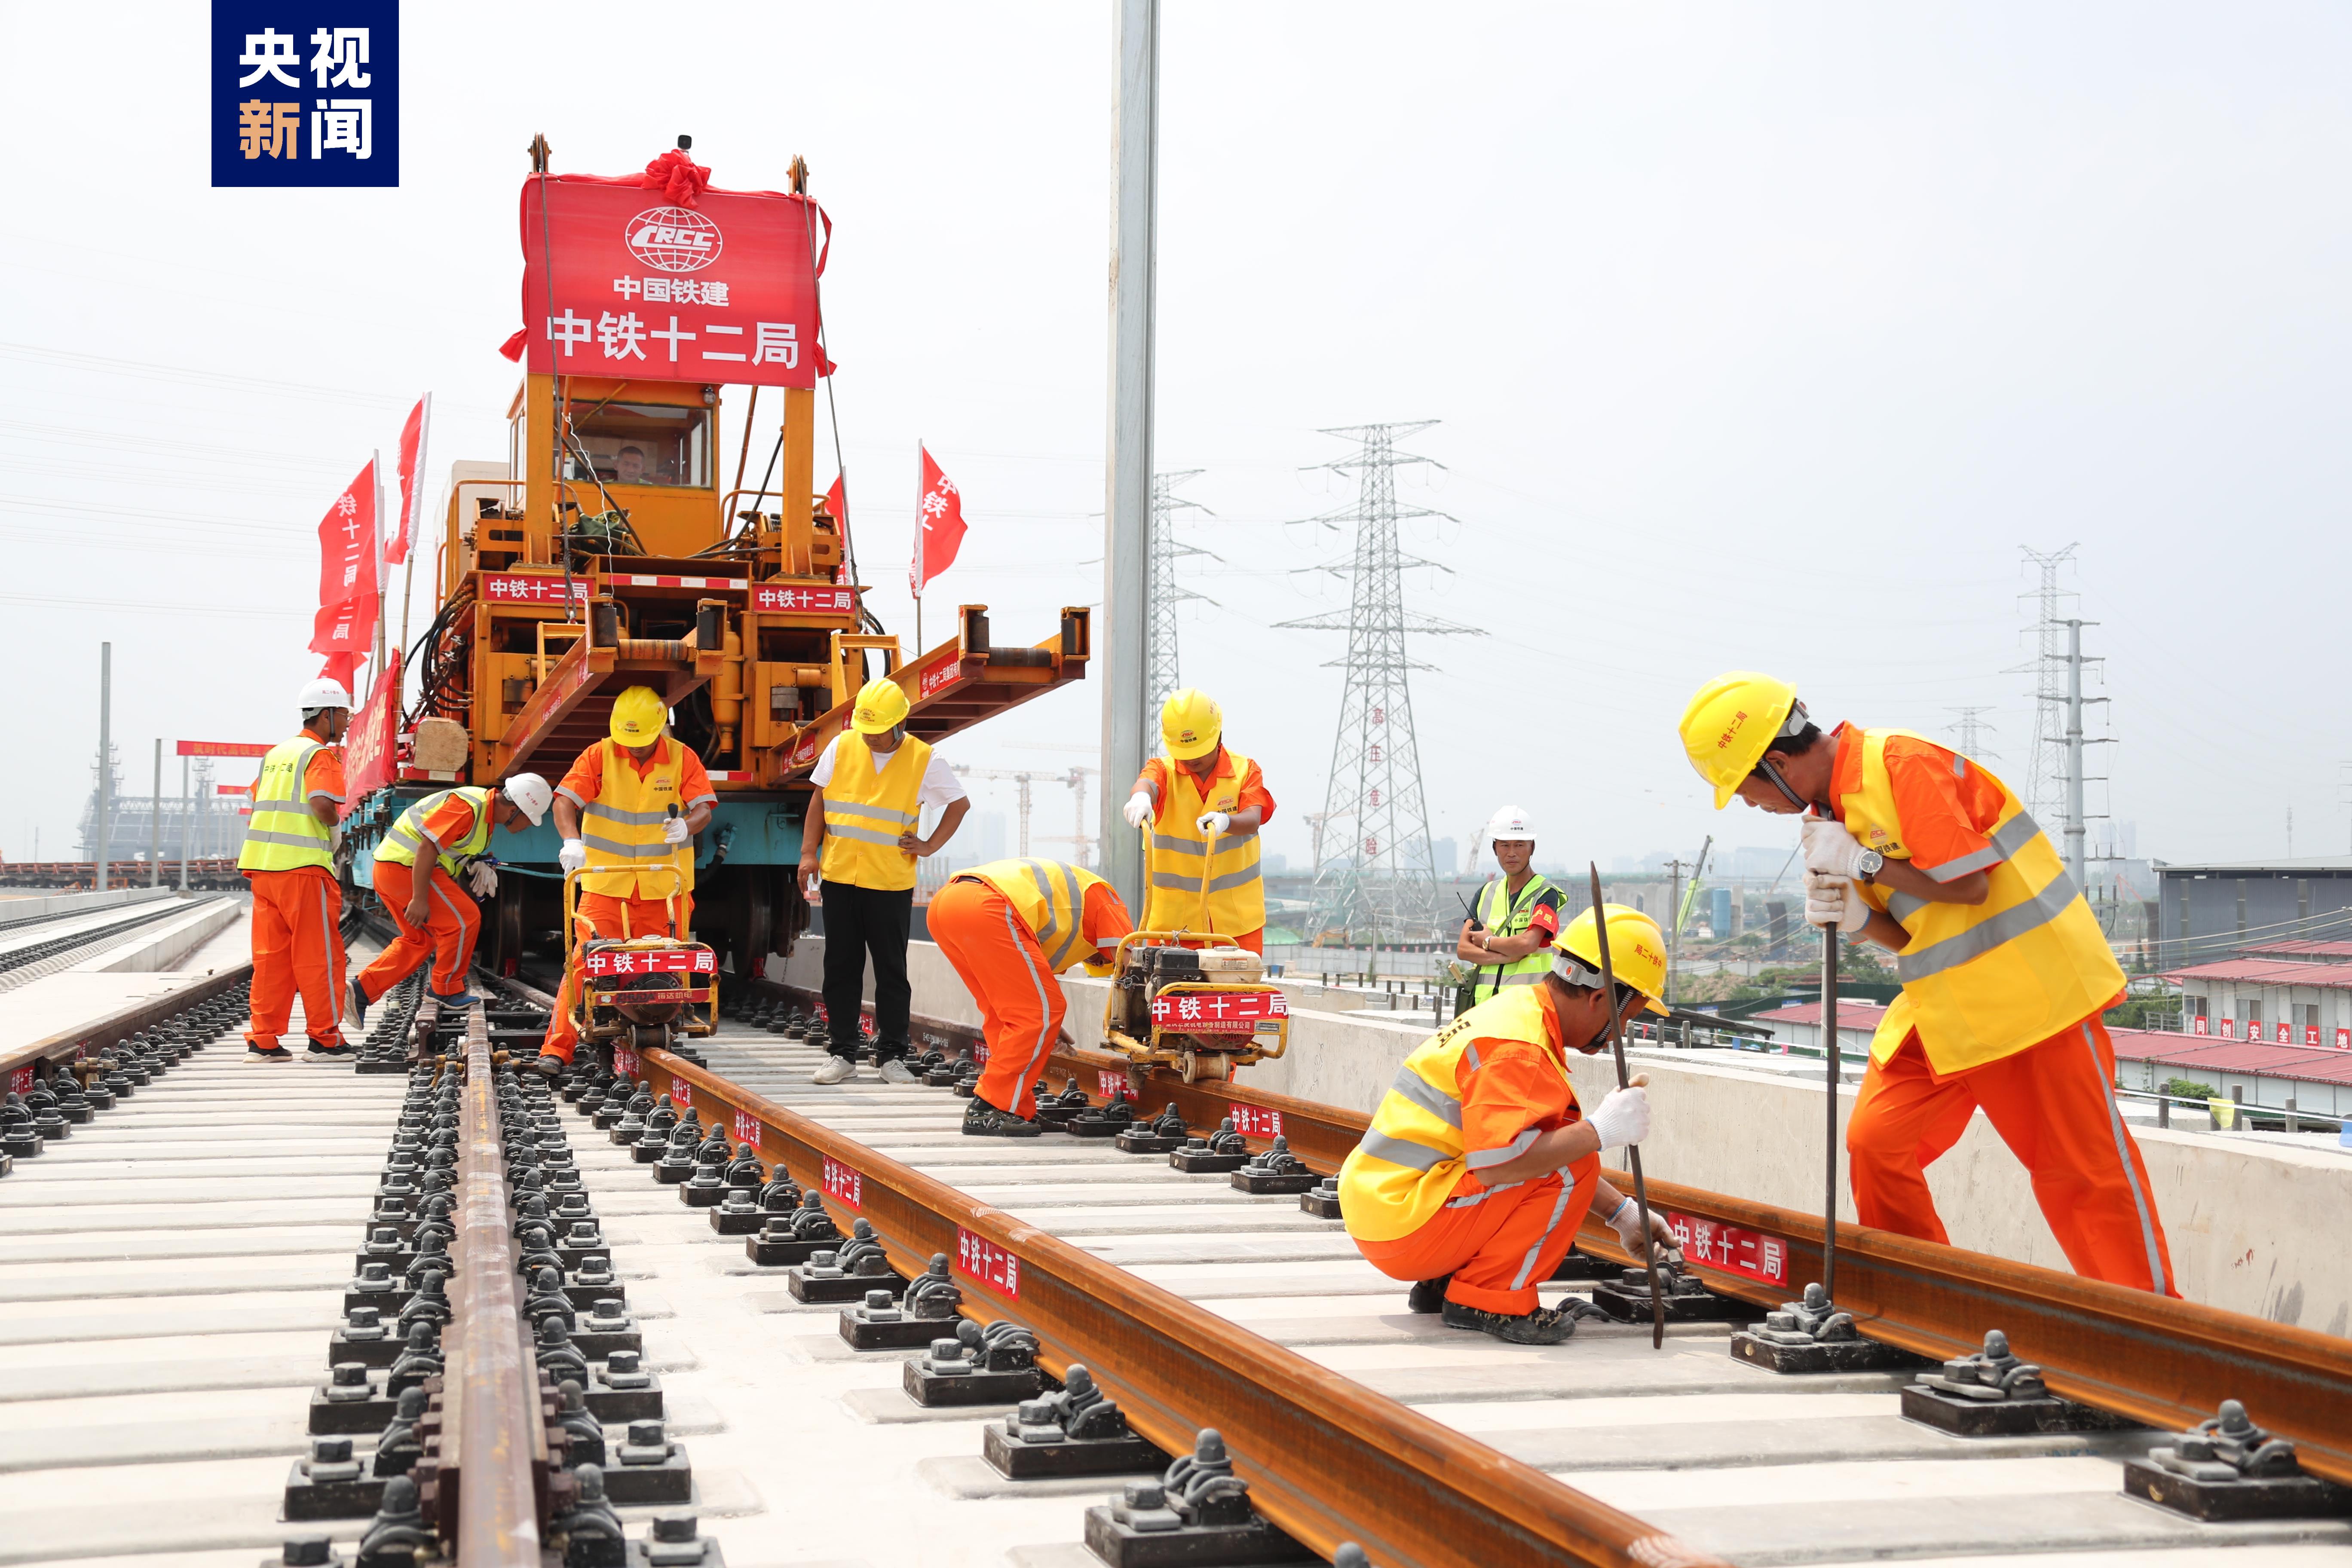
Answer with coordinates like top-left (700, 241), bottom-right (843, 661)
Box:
top-left (238, 677), bottom-right (355, 1061)
top-left (534, 686), bottom-right (716, 1075)
top-left (1341, 905), bottom-right (1681, 1344)
top-left (1120, 689), bottom-right (1276, 953)
top-left (1678, 671), bottom-right (2175, 1295)
top-left (1455, 804), bottom-right (1566, 1004)
top-left (795, 676), bottom-right (971, 1085)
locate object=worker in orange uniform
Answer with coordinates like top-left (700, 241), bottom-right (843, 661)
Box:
top-left (1678, 672), bottom-right (2175, 1295)
top-left (350, 774), bottom-right (553, 1029)
top-left (238, 677), bottom-right (355, 1062)
top-left (1339, 906), bottom-right (1681, 1344)
top-left (928, 858), bottom-right (1133, 1136)
top-left (533, 687), bottom-right (715, 1076)
top-left (1119, 689), bottom-right (1274, 953)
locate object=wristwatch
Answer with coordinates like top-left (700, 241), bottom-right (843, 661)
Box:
top-left (1853, 848), bottom-right (1886, 884)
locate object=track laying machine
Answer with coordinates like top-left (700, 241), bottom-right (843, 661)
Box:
top-left (341, 137), bottom-right (1089, 984)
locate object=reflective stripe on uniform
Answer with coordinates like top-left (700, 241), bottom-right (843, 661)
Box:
top-left (828, 800), bottom-right (918, 827)
top-left (1385, 1064), bottom-right (1463, 1127)
top-left (582, 834), bottom-right (684, 860)
top-left (2082, 1021), bottom-right (2170, 1293)
top-left (582, 802), bottom-right (675, 826)
top-left (1466, 1128), bottom-right (1538, 1170)
top-left (1896, 874), bottom-right (2080, 983)
top-left (1356, 1128), bottom-right (1449, 1171)
top-left (822, 823), bottom-right (905, 849)
top-left (1509, 1175), bottom-right (1577, 1290)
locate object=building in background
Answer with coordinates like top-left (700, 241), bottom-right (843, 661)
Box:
top-left (2156, 858), bottom-right (2352, 969)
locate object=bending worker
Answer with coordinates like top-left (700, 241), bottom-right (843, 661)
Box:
top-left (795, 676), bottom-right (969, 1085)
top-left (929, 858), bottom-right (1133, 1136)
top-left (1339, 906), bottom-right (1681, 1344)
top-left (350, 774), bottom-right (552, 1029)
top-left (239, 677), bottom-right (354, 1062)
top-left (1456, 805), bottom-right (1565, 1003)
top-left (1678, 672), bottom-right (2174, 1295)
top-left (535, 687), bottom-right (714, 1076)
top-left (1120, 689), bottom-right (1274, 951)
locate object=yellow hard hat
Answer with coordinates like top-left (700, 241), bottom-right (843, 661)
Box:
top-left (1160, 688), bottom-right (1222, 761)
top-left (851, 676), bottom-right (910, 735)
top-left (1557, 903), bottom-right (1672, 1016)
top-left (609, 686), bottom-right (667, 746)
top-left (1679, 671), bottom-right (1804, 810)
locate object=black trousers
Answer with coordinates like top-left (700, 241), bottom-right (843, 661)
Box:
top-left (819, 880), bottom-right (913, 1060)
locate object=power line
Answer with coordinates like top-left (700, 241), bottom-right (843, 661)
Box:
top-left (1948, 705), bottom-right (1999, 761)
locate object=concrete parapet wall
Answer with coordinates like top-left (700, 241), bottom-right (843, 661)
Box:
top-left (77, 897), bottom-right (244, 974)
top-left (0, 886), bottom-right (178, 922)
top-left (770, 934), bottom-right (2349, 1330)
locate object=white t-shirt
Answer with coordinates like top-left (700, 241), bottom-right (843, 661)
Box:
top-left (812, 734), bottom-right (967, 810)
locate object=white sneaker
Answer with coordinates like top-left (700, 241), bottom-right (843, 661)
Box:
top-left (878, 1060), bottom-right (917, 1084)
top-left (812, 1055), bottom-right (855, 1085)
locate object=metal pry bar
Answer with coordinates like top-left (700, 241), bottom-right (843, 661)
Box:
top-left (1587, 864), bottom-right (1666, 1350)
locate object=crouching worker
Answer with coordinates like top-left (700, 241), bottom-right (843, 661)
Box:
top-left (929, 858), bottom-right (1134, 1136)
top-left (1338, 904), bottom-right (1681, 1344)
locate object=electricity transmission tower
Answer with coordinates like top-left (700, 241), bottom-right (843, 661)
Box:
top-left (1145, 471), bottom-right (1218, 720)
top-left (1948, 706), bottom-right (1999, 762)
top-left (1277, 423), bottom-right (1484, 945)
top-left (2010, 545), bottom-right (2079, 825)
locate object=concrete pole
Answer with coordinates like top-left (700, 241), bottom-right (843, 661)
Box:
top-left (2064, 619), bottom-right (2086, 885)
top-left (149, 739), bottom-right (161, 886)
top-left (95, 642), bottom-right (112, 892)
top-left (1099, 0), bottom-right (1158, 918)
top-left (179, 756), bottom-right (191, 893)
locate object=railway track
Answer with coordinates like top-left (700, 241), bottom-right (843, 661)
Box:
top-left (0, 895), bottom-right (223, 993)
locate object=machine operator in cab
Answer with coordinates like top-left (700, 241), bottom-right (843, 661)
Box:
top-left (796, 677), bottom-right (971, 1085)
top-left (238, 678), bottom-right (356, 1062)
top-left (1340, 906), bottom-right (1681, 1344)
top-left (1456, 805), bottom-right (1565, 1004)
top-left (1678, 672), bottom-right (2175, 1295)
top-left (1120, 689), bottom-right (1274, 952)
top-left (350, 774), bottom-right (553, 1035)
top-left (534, 687), bottom-right (714, 1076)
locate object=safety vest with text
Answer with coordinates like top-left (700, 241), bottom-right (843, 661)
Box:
top-left (1470, 873), bottom-right (1561, 1001)
top-left (819, 734), bottom-right (931, 893)
top-left (579, 741), bottom-right (694, 901)
top-left (964, 858), bottom-right (1118, 974)
top-left (377, 787), bottom-right (492, 876)
top-left (1335, 986), bottom-right (1585, 1242)
top-left (1842, 728), bottom-right (2125, 1074)
top-left (237, 735), bottom-right (337, 874)
top-left (1141, 750), bottom-right (1264, 935)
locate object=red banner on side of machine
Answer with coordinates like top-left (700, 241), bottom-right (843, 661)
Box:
top-left (584, 947), bottom-right (716, 978)
top-left (177, 741), bottom-right (274, 758)
top-left (1149, 989), bottom-right (1287, 1033)
top-left (517, 175), bottom-right (823, 389)
top-left (340, 651), bottom-right (401, 819)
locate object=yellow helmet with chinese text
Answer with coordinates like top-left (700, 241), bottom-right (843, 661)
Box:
top-left (851, 676), bottom-right (911, 735)
top-left (1159, 688), bottom-right (1222, 761)
top-left (1555, 903), bottom-right (1671, 1016)
top-left (609, 686), bottom-right (667, 746)
top-left (1679, 671), bottom-right (1806, 810)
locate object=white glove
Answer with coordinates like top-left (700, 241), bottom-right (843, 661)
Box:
top-left (329, 824), bottom-right (345, 856)
top-left (467, 862), bottom-right (499, 897)
top-left (1803, 869), bottom-right (1869, 931)
top-left (1196, 810), bottom-right (1231, 837)
top-left (558, 839), bottom-right (588, 874)
top-left (1610, 1197), bottom-right (1682, 1263)
top-left (1122, 791), bottom-right (1153, 828)
top-left (1586, 1084), bottom-right (1651, 1149)
top-left (662, 816), bottom-right (691, 845)
top-left (1801, 816), bottom-right (1865, 878)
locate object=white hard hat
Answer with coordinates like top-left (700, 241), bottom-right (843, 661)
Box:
top-left (298, 677), bottom-right (354, 712)
top-left (502, 772), bottom-right (554, 827)
top-left (1485, 804), bottom-right (1536, 843)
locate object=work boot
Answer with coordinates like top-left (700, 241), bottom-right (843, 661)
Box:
top-left (348, 978), bottom-right (369, 1029)
top-left (812, 1056), bottom-right (855, 1086)
top-left (877, 1059), bottom-right (918, 1085)
top-left (306, 1041), bottom-right (355, 1061)
top-left (531, 1054), bottom-right (567, 1080)
top-left (962, 1099), bottom-right (1042, 1138)
top-left (246, 1044), bottom-right (294, 1063)
top-left (1440, 1298), bottom-right (1580, 1345)
top-left (1407, 1275), bottom-right (1453, 1314)
top-left (431, 990), bottom-right (481, 1011)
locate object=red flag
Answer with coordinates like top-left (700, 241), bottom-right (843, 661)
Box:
top-left (309, 459), bottom-right (379, 676)
top-left (824, 472), bottom-right (851, 578)
top-left (910, 445), bottom-right (966, 598)
top-left (387, 395), bottom-right (430, 567)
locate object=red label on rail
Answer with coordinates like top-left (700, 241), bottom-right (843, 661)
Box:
top-left (1150, 989), bottom-right (1286, 1033)
top-left (612, 1046), bottom-right (639, 1078)
top-left (1228, 1105), bottom-right (1283, 1139)
top-left (822, 1156), bottom-right (862, 1209)
top-left (956, 1227), bottom-right (1020, 1299)
top-left (1096, 1069), bottom-right (1132, 1102)
top-left (1664, 1211), bottom-right (1789, 1288)
top-left (6, 1066), bottom-right (29, 1096)
top-left (669, 1078), bottom-right (692, 1108)
top-left (732, 1108), bottom-right (762, 1146)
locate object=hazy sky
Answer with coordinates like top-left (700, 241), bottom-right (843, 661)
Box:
top-left (3, 4), bottom-right (2346, 873)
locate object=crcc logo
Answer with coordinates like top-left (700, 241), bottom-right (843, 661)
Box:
top-left (626, 206), bottom-right (723, 273)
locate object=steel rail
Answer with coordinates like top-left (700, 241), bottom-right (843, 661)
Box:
top-left (632, 1043), bottom-right (1723, 1568)
top-left (752, 976), bottom-right (2352, 1486)
top-left (450, 1003), bottom-right (550, 1564)
top-left (0, 954), bottom-right (256, 1086)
